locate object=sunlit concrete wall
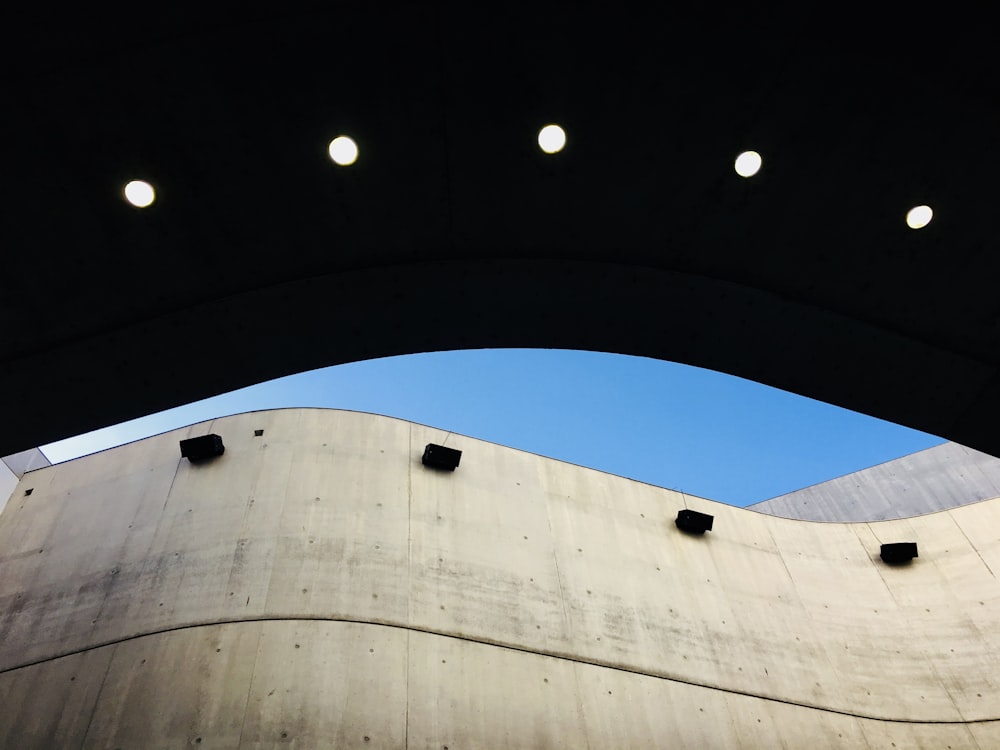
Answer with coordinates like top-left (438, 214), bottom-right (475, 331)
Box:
top-left (752, 441), bottom-right (1000, 522)
top-left (1, 408), bottom-right (999, 748)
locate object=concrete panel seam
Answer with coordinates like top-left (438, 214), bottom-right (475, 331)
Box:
top-left (233, 625), bottom-right (264, 749)
top-left (79, 641), bottom-right (118, 745)
top-left (950, 511), bottom-right (998, 580)
top-left (405, 423), bottom-right (412, 750)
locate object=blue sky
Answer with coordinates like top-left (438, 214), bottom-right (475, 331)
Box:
top-left (39, 349), bottom-right (943, 507)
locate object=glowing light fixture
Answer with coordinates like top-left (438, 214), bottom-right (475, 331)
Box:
top-left (906, 205), bottom-right (933, 229)
top-left (538, 124), bottom-right (567, 154)
top-left (734, 151), bottom-right (762, 178)
top-left (123, 180), bottom-right (155, 207)
top-left (328, 136), bottom-right (359, 166)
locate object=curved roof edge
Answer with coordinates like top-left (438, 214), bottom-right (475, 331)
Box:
top-left (28, 406), bottom-right (998, 525)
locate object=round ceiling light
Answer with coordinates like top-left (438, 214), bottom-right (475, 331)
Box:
top-left (734, 151), bottom-right (762, 178)
top-left (123, 180), bottom-right (156, 208)
top-left (538, 124), bottom-right (567, 154)
top-left (328, 136), bottom-right (359, 166)
top-left (906, 205), bottom-right (933, 229)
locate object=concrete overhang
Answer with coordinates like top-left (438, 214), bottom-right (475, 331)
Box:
top-left (2, 8), bottom-right (998, 456)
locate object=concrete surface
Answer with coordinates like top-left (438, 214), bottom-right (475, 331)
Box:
top-left (2, 408), bottom-right (1000, 747)
top-left (1, 448), bottom-right (51, 478)
top-left (7, 11), bottom-right (1000, 465)
top-left (751, 441), bottom-right (1000, 522)
top-left (0, 461), bottom-right (16, 519)
top-left (0, 448), bottom-right (49, 517)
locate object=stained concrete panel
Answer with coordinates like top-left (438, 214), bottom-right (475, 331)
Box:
top-left (82, 621), bottom-right (261, 749)
top-left (240, 621), bottom-right (408, 749)
top-left (2, 409), bottom-right (1000, 746)
top-left (0, 646), bottom-right (111, 748)
top-left (4, 620), bottom-right (999, 749)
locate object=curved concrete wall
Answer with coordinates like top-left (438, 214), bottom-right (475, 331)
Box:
top-left (1, 408), bottom-right (999, 747)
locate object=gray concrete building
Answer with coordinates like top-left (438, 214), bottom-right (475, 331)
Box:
top-left (752, 441), bottom-right (1000, 522)
top-left (6, 6), bottom-right (1000, 746)
top-left (2, 408), bottom-right (1000, 747)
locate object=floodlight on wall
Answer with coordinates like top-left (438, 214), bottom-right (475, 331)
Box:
top-left (676, 509), bottom-right (714, 534)
top-left (179, 434), bottom-right (225, 462)
top-left (880, 542), bottom-right (918, 564)
top-left (422, 443), bottom-right (462, 471)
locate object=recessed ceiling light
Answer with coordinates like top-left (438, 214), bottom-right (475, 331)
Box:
top-left (123, 180), bottom-right (155, 207)
top-left (734, 151), bottom-right (762, 178)
top-left (906, 205), bottom-right (933, 229)
top-left (538, 124), bottom-right (567, 154)
top-left (328, 136), bottom-right (359, 166)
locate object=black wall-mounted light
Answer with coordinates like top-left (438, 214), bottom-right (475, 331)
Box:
top-left (676, 509), bottom-right (714, 534)
top-left (880, 542), bottom-right (918, 564)
top-left (179, 434), bottom-right (225, 462)
top-left (422, 443), bottom-right (462, 471)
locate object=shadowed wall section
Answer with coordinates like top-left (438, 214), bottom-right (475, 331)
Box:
top-left (1, 409), bottom-right (999, 747)
top-left (752, 441), bottom-right (1000, 522)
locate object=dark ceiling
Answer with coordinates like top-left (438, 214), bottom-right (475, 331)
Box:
top-left (2, 7), bottom-right (999, 457)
